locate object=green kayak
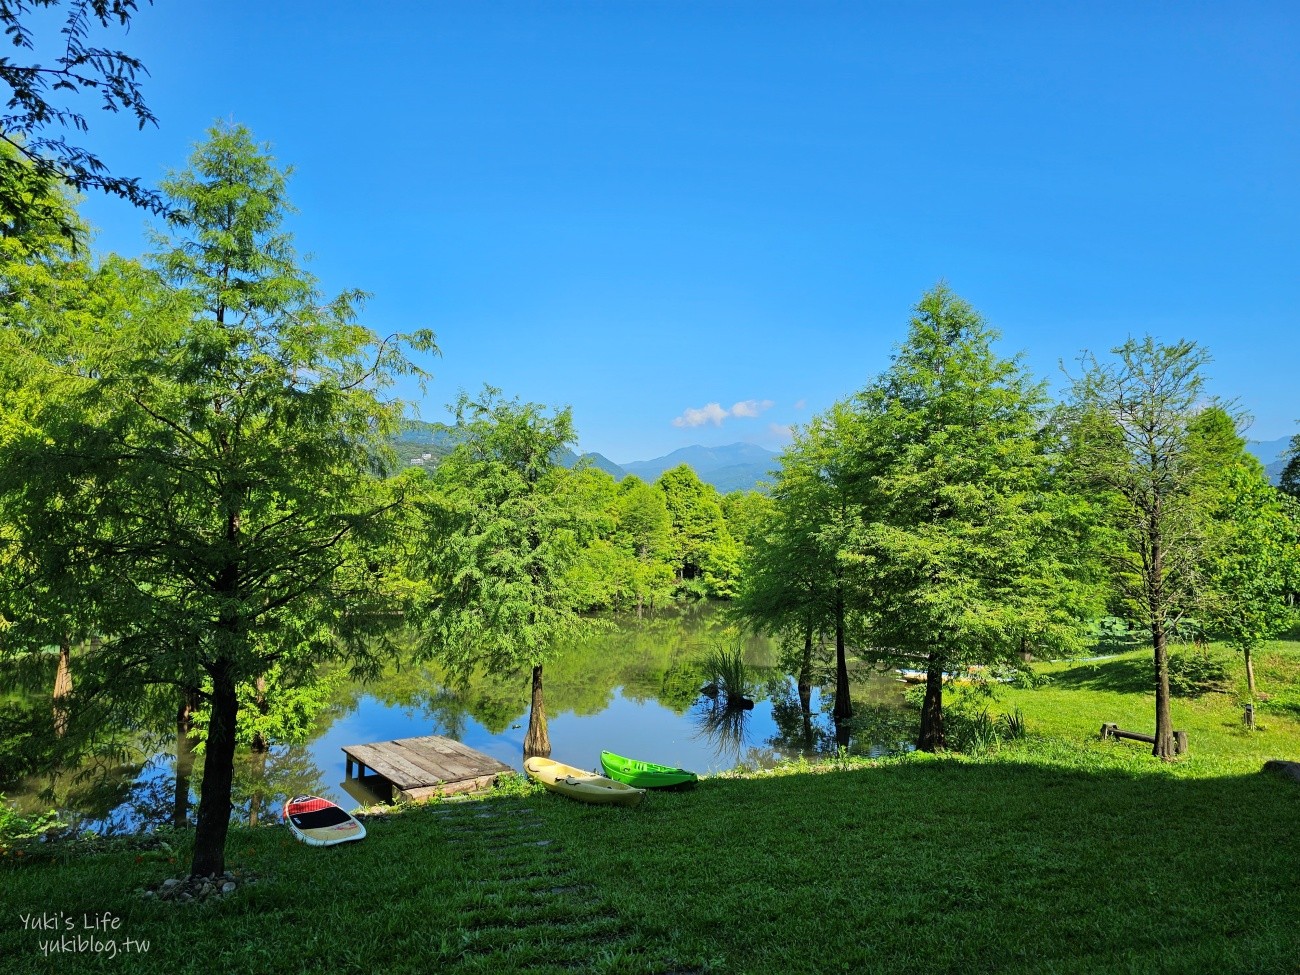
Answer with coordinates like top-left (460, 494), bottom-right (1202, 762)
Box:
top-left (600, 750), bottom-right (699, 789)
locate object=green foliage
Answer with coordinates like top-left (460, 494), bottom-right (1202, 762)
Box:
top-left (417, 389), bottom-right (596, 679)
top-left (734, 406), bottom-right (858, 720)
top-left (656, 465), bottom-right (741, 599)
top-left (944, 705), bottom-right (1027, 754)
top-left (998, 707), bottom-right (1027, 740)
top-left (0, 0), bottom-right (168, 236)
top-left (0, 795), bottom-right (62, 850)
top-left (700, 641), bottom-right (752, 705)
top-left (563, 470), bottom-right (678, 614)
top-left (1280, 432), bottom-right (1300, 499)
top-left (994, 665), bottom-right (1053, 690)
top-left (720, 489), bottom-right (774, 551)
top-left (946, 707), bottom-right (1001, 755)
top-left (184, 665), bottom-right (345, 750)
top-left (843, 285), bottom-right (1093, 748)
top-left (1201, 457), bottom-right (1299, 659)
top-left (0, 121), bottom-right (434, 876)
top-left (1166, 649), bottom-right (1231, 697)
top-left (1063, 337), bottom-right (1248, 757)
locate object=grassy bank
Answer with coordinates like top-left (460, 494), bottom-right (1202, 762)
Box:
top-left (2, 646), bottom-right (1299, 974)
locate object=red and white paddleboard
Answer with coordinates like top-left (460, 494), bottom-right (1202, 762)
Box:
top-left (283, 795), bottom-right (366, 847)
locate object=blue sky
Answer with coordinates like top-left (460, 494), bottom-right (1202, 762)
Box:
top-left (61, 1), bottom-right (1299, 462)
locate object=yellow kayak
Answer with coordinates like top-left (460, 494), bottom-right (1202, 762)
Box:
top-left (524, 757), bottom-right (645, 807)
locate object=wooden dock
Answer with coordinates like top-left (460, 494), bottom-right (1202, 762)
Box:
top-left (342, 735), bottom-right (514, 802)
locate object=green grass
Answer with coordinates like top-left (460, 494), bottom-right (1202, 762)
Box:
top-left (3, 644), bottom-right (1300, 974)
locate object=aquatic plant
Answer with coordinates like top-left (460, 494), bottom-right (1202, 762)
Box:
top-left (700, 642), bottom-right (752, 708)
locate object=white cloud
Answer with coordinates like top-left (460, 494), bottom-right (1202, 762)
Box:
top-left (793, 399), bottom-right (807, 410)
top-left (673, 402), bottom-right (730, 428)
top-left (730, 398), bottom-right (775, 418)
top-left (673, 398), bottom-right (775, 428)
top-left (768, 422), bottom-right (794, 441)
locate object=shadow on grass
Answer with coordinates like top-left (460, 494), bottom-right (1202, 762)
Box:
top-left (1048, 655), bottom-right (1152, 694)
top-left (535, 756), bottom-right (1300, 974)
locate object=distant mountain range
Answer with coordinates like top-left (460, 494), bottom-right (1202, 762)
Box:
top-left (616, 443), bottom-right (779, 493)
top-left (397, 428), bottom-right (1291, 495)
top-left (397, 420), bottom-right (1292, 494)
top-left (395, 422), bottom-right (778, 493)
top-left (1248, 437), bottom-right (1292, 485)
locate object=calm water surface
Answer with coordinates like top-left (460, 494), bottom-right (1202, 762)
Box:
top-left (11, 607), bottom-right (910, 831)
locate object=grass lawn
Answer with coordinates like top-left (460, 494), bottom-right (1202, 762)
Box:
top-left (2, 644), bottom-right (1299, 974)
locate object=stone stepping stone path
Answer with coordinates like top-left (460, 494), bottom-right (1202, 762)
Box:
top-left (427, 798), bottom-right (694, 974)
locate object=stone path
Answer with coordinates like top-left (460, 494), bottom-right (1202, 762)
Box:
top-left (424, 798), bottom-right (695, 974)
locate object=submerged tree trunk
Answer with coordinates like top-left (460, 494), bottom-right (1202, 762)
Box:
top-left (523, 663), bottom-right (551, 758)
top-left (917, 651), bottom-right (945, 752)
top-left (52, 639), bottom-right (72, 737)
top-left (190, 660), bottom-right (238, 877)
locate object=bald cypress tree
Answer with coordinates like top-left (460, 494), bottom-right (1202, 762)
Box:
top-left (418, 390), bottom-right (597, 758)
top-left (1065, 337), bottom-right (1229, 760)
top-left (0, 122), bottom-right (434, 876)
top-left (845, 286), bottom-right (1087, 751)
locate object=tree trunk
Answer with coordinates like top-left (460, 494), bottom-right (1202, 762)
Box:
top-left (52, 639), bottom-right (72, 737)
top-left (917, 652), bottom-right (945, 752)
top-left (798, 625), bottom-right (814, 751)
top-left (833, 715), bottom-right (851, 748)
top-left (1245, 645), bottom-right (1257, 699)
top-left (173, 687), bottom-right (201, 829)
top-left (832, 588), bottom-right (853, 720)
top-left (250, 675), bottom-right (269, 752)
top-left (173, 729), bottom-right (196, 830)
top-left (248, 746), bottom-right (269, 828)
top-left (1151, 619), bottom-right (1175, 760)
top-left (523, 663), bottom-right (551, 758)
top-left (190, 661), bottom-right (238, 877)
top-left (636, 544), bottom-right (646, 618)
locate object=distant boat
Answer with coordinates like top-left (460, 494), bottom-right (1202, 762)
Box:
top-left (600, 750), bottom-right (698, 789)
top-left (895, 666), bottom-right (996, 686)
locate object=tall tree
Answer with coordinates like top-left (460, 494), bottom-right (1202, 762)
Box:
top-left (1279, 433), bottom-right (1300, 500)
top-left (1065, 337), bottom-right (1226, 759)
top-left (1192, 414), bottom-right (1300, 699)
top-left (418, 390), bottom-right (596, 757)
top-left (657, 464), bottom-right (741, 599)
top-left (847, 286), bottom-right (1086, 751)
top-left (612, 475), bottom-right (675, 615)
top-left (0, 122), bottom-right (434, 876)
top-left (737, 409), bottom-right (858, 722)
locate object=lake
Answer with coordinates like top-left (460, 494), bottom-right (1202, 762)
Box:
top-left (6, 606), bottom-right (912, 832)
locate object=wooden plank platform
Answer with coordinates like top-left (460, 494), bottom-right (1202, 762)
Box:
top-left (342, 735), bottom-right (514, 802)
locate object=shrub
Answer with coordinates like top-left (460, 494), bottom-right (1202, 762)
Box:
top-left (948, 708), bottom-right (1000, 756)
top-left (700, 642), bottom-right (751, 706)
top-left (0, 795), bottom-right (63, 852)
top-left (845, 705), bottom-right (916, 757)
top-left (1167, 650), bottom-right (1230, 697)
top-left (998, 708), bottom-right (1027, 740)
top-left (994, 665), bottom-right (1053, 690)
